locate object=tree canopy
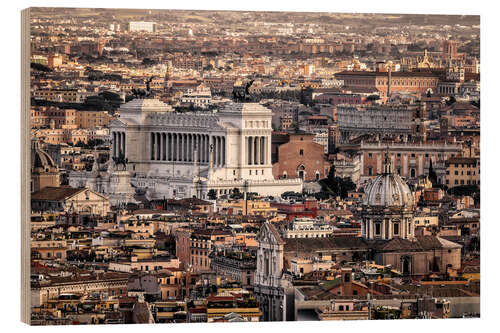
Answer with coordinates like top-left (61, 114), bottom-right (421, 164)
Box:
top-left (318, 165), bottom-right (356, 199)
top-left (30, 62), bottom-right (52, 72)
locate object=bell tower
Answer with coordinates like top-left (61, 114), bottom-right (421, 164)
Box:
top-left (412, 102), bottom-right (427, 142)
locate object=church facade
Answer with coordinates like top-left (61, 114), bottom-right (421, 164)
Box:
top-left (254, 152), bottom-right (461, 321)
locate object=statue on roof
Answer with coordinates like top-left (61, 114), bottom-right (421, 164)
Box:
top-left (145, 76), bottom-right (154, 97)
top-left (130, 76), bottom-right (155, 99)
top-left (232, 78), bottom-right (255, 102)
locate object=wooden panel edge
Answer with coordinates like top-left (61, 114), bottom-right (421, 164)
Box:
top-left (20, 7), bottom-right (31, 325)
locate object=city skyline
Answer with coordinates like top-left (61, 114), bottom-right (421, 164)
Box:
top-left (24, 6), bottom-right (479, 325)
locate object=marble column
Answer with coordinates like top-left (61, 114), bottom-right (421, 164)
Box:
top-left (188, 134), bottom-right (192, 162)
top-left (196, 135), bottom-right (200, 163)
top-left (117, 132), bottom-right (121, 155)
top-left (161, 133), bottom-right (167, 161)
top-left (191, 134), bottom-right (195, 162)
top-left (198, 134), bottom-right (201, 163)
top-left (119, 132), bottom-right (123, 156)
top-left (173, 134), bottom-right (177, 161)
top-left (150, 132), bottom-right (155, 160)
top-left (182, 133), bottom-right (184, 162)
top-left (185, 134), bottom-right (189, 162)
top-left (213, 136), bottom-right (216, 166)
top-left (254, 137), bottom-right (259, 166)
top-left (255, 136), bottom-right (261, 165)
top-left (167, 133), bottom-right (171, 161)
top-left (201, 134), bottom-right (207, 163)
top-left (214, 137), bottom-right (218, 166)
top-left (157, 133), bottom-right (161, 161)
top-left (266, 136), bottom-right (271, 165)
top-left (122, 132), bottom-right (126, 157)
top-left (184, 134), bottom-right (188, 162)
top-left (220, 136), bottom-right (223, 166)
top-left (248, 137), bottom-right (252, 165)
top-left (178, 133), bottom-right (181, 162)
top-left (206, 135), bottom-right (210, 163)
top-left (222, 137), bottom-right (225, 166)
top-left (262, 136), bottom-right (266, 165)
top-left (113, 132), bottom-right (117, 157)
top-left (250, 136), bottom-right (254, 165)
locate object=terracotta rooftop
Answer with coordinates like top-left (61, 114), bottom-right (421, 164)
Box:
top-left (31, 187), bottom-right (84, 201)
top-left (336, 70), bottom-right (439, 78)
top-left (284, 236), bottom-right (370, 252)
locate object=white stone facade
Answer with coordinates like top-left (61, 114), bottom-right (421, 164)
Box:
top-left (282, 217), bottom-right (334, 239)
top-left (109, 99), bottom-right (302, 199)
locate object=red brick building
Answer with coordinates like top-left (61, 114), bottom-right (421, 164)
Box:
top-left (335, 70), bottom-right (440, 102)
top-left (272, 132), bottom-right (331, 182)
top-left (271, 199), bottom-right (318, 221)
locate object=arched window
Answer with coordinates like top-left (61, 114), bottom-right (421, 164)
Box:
top-left (297, 165), bottom-right (306, 180)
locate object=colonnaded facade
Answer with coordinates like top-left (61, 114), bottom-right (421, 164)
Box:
top-left (336, 104), bottom-right (413, 144)
top-left (107, 98), bottom-right (302, 200)
top-left (359, 141), bottom-right (463, 183)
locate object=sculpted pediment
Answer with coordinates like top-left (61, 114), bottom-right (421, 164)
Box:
top-left (258, 223), bottom-right (281, 246)
top-left (109, 118), bottom-right (128, 127)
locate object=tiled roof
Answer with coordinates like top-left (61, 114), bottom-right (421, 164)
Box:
top-left (31, 186), bottom-right (84, 201)
top-left (374, 238), bottom-right (423, 251)
top-left (336, 70), bottom-right (439, 78)
top-left (267, 223), bottom-right (285, 245)
top-left (284, 236), bottom-right (370, 252)
top-left (374, 235), bottom-right (461, 251)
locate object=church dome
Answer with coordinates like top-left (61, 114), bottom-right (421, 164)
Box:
top-left (362, 151), bottom-right (414, 208)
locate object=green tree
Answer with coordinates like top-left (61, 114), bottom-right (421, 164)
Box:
top-left (428, 159), bottom-right (438, 186)
top-left (203, 64), bottom-right (214, 71)
top-left (447, 185), bottom-right (479, 197)
top-left (281, 191), bottom-right (303, 200)
top-left (142, 58), bottom-right (157, 66)
top-left (320, 165), bottom-right (356, 199)
top-left (207, 189), bottom-right (217, 200)
top-left (230, 188), bottom-right (243, 200)
top-left (445, 96), bottom-right (457, 106)
top-left (30, 62), bottom-right (52, 72)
